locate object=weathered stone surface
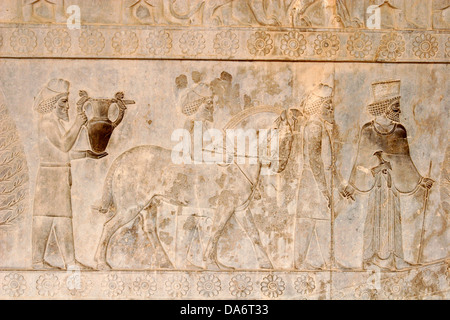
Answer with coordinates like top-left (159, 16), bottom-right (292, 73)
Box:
top-left (0, 0), bottom-right (448, 300)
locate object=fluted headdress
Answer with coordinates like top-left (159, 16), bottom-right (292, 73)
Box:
top-left (367, 80), bottom-right (401, 117)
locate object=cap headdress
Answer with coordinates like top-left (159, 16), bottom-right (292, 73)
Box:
top-left (34, 79), bottom-right (70, 114)
top-left (367, 80), bottom-right (401, 117)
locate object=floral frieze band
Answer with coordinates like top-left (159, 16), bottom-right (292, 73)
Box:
top-left (0, 25), bottom-right (448, 62)
top-left (1, 262), bottom-right (448, 300)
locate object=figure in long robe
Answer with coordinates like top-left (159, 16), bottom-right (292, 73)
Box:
top-left (294, 84), bottom-right (335, 270)
top-left (32, 79), bottom-right (103, 270)
top-left (342, 80), bottom-right (433, 271)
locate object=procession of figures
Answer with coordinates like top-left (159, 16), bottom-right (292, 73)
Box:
top-left (18, 71), bottom-right (443, 273)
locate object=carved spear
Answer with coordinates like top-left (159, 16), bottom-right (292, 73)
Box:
top-left (417, 161), bottom-right (433, 264)
top-left (324, 118), bottom-right (339, 270)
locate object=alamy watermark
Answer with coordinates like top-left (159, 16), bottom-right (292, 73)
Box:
top-left (66, 5), bottom-right (81, 30)
top-left (66, 266), bottom-right (81, 290)
top-left (366, 5), bottom-right (381, 29)
top-left (171, 121), bottom-right (281, 174)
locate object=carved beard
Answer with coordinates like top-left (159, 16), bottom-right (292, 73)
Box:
top-left (385, 101), bottom-right (401, 122)
top-left (385, 108), bottom-right (400, 122)
top-left (56, 106), bottom-right (69, 122)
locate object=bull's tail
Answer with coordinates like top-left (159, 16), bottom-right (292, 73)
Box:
top-left (92, 159), bottom-right (120, 215)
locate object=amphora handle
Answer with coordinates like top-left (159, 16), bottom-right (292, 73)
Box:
top-left (111, 92), bottom-right (135, 128)
top-left (76, 90), bottom-right (90, 115)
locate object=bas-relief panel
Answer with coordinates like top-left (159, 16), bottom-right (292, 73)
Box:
top-left (0, 60), bottom-right (448, 299)
top-left (0, 0), bottom-right (448, 301)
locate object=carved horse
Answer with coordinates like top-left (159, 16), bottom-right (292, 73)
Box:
top-left (93, 108), bottom-right (298, 270)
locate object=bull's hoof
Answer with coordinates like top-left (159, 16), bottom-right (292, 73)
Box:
top-left (159, 261), bottom-right (174, 269)
top-left (258, 260), bottom-right (274, 269)
top-left (96, 262), bottom-right (112, 271)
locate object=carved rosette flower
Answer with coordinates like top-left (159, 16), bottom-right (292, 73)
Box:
top-left (44, 29), bottom-right (71, 54)
top-left (133, 275), bottom-right (157, 298)
top-left (314, 32), bottom-right (340, 57)
top-left (179, 31), bottom-right (205, 56)
top-left (377, 32), bottom-right (405, 61)
top-left (382, 276), bottom-right (407, 300)
top-left (229, 274), bottom-right (253, 298)
top-left (260, 274), bottom-right (285, 298)
top-left (79, 30), bottom-right (105, 55)
top-left (347, 32), bottom-right (372, 59)
top-left (36, 274), bottom-right (60, 297)
top-left (197, 274), bottom-right (221, 298)
top-left (2, 273), bottom-right (26, 297)
top-left (410, 269), bottom-right (440, 295)
top-left (102, 274), bottom-right (125, 298)
top-left (165, 275), bottom-right (189, 298)
top-left (214, 30), bottom-right (239, 56)
top-left (112, 31), bottom-right (139, 55)
top-left (10, 29), bottom-right (37, 54)
top-left (354, 284), bottom-right (378, 300)
top-left (280, 31), bottom-right (306, 57)
top-left (412, 34), bottom-right (438, 59)
top-left (146, 30), bottom-right (172, 56)
top-left (247, 31), bottom-right (273, 56)
top-left (294, 274), bottom-right (316, 295)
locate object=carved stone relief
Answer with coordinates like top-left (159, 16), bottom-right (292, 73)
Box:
top-left (0, 0), bottom-right (448, 29)
top-left (0, 0), bottom-right (448, 300)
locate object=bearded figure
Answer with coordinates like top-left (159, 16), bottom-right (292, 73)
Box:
top-left (294, 84), bottom-right (335, 270)
top-left (181, 83), bottom-right (214, 130)
top-left (341, 80), bottom-right (433, 271)
top-left (32, 79), bottom-right (102, 270)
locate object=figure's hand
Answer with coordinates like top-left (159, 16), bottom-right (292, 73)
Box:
top-left (328, 162), bottom-right (337, 173)
top-left (420, 177), bottom-right (434, 190)
top-left (341, 185), bottom-right (355, 201)
top-left (79, 90), bottom-right (88, 98)
top-left (114, 100), bottom-right (127, 111)
top-left (75, 112), bottom-right (88, 126)
top-left (113, 92), bottom-right (127, 110)
top-left (371, 162), bottom-right (391, 176)
top-left (322, 190), bottom-right (331, 209)
top-left (113, 92), bottom-right (127, 111)
top-left (115, 92), bottom-right (124, 100)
